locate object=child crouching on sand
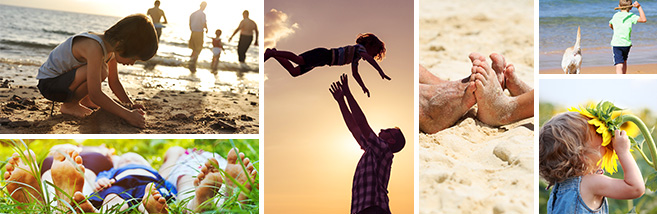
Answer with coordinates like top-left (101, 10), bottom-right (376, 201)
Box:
top-left (609, 0), bottom-right (647, 74)
top-left (265, 33), bottom-right (391, 97)
top-left (36, 14), bottom-right (159, 128)
top-left (539, 112), bottom-right (644, 213)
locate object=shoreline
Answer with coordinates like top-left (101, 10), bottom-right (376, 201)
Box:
top-left (0, 62), bottom-right (259, 134)
top-left (540, 63), bottom-right (657, 74)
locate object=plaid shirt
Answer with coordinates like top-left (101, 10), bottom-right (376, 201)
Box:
top-left (351, 132), bottom-right (394, 214)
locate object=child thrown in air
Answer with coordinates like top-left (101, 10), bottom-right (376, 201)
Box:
top-left (265, 33), bottom-right (391, 97)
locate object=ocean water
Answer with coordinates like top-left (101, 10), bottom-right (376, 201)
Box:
top-left (539, 0), bottom-right (657, 69)
top-left (0, 4), bottom-right (259, 93)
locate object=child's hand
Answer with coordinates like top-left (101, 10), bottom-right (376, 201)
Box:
top-left (613, 130), bottom-right (631, 153)
top-left (381, 73), bottom-right (392, 81)
top-left (362, 87), bottom-right (370, 97)
top-left (633, 1), bottom-right (641, 8)
top-left (126, 110), bottom-right (146, 128)
top-left (132, 103), bottom-right (145, 111)
top-left (93, 178), bottom-right (115, 191)
top-left (329, 82), bottom-right (344, 100)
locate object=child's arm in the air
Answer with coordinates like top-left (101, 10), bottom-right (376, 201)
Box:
top-left (582, 130), bottom-right (645, 199)
top-left (351, 62), bottom-right (370, 97)
top-left (359, 51), bottom-right (391, 80)
top-left (634, 1), bottom-right (647, 23)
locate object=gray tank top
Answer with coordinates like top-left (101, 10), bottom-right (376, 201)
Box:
top-left (36, 32), bottom-right (107, 79)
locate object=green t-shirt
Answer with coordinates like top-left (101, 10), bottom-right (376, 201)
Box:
top-left (609, 11), bottom-right (640, 47)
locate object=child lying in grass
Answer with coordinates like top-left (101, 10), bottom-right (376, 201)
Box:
top-left (3, 144), bottom-right (258, 213)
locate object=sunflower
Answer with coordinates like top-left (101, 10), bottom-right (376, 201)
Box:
top-left (568, 101), bottom-right (624, 174)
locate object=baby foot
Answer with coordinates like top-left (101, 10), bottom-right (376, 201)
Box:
top-left (51, 148), bottom-right (85, 209)
top-left (4, 150), bottom-right (44, 208)
top-left (469, 52), bottom-right (504, 87)
top-left (472, 59), bottom-right (515, 126)
top-left (60, 102), bottom-right (93, 118)
top-left (225, 148), bottom-right (257, 202)
top-left (73, 191), bottom-right (97, 213)
top-left (503, 63), bottom-right (532, 97)
top-left (142, 182), bottom-right (169, 214)
top-left (190, 158), bottom-right (223, 212)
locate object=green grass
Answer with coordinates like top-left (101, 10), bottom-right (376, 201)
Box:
top-left (0, 139), bottom-right (259, 213)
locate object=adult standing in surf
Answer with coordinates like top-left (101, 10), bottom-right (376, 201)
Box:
top-left (229, 10), bottom-right (259, 64)
top-left (147, 0), bottom-right (168, 41)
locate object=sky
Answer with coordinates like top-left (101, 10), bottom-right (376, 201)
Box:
top-left (263, 0), bottom-right (414, 213)
top-left (540, 78), bottom-right (657, 112)
top-left (0, 0), bottom-right (263, 41)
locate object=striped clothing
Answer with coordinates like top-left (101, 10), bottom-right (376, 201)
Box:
top-left (351, 132), bottom-right (394, 214)
top-left (331, 44), bottom-right (367, 66)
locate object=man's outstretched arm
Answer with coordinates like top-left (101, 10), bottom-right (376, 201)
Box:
top-left (330, 81), bottom-right (365, 146)
top-left (340, 74), bottom-right (375, 138)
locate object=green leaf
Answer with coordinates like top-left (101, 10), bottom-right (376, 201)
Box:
top-left (645, 171), bottom-right (657, 191)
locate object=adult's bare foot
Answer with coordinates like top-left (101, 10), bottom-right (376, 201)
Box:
top-left (419, 77), bottom-right (476, 134)
top-left (60, 102), bottom-right (93, 118)
top-left (142, 182), bottom-right (169, 214)
top-left (419, 65), bottom-right (446, 85)
top-left (51, 148), bottom-right (85, 210)
top-left (224, 148), bottom-right (257, 202)
top-left (4, 150), bottom-right (44, 208)
top-left (189, 157), bottom-right (223, 212)
top-left (472, 59), bottom-right (516, 126)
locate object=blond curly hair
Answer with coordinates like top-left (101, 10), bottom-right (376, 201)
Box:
top-left (539, 112), bottom-right (601, 186)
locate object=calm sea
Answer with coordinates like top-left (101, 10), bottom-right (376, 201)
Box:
top-left (0, 4), bottom-right (258, 93)
top-left (539, 0), bottom-right (657, 69)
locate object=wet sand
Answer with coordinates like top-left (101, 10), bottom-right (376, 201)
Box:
top-left (0, 63), bottom-right (259, 134)
top-left (540, 63), bottom-right (657, 74)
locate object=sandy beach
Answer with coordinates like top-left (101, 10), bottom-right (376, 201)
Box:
top-left (540, 63), bottom-right (657, 74)
top-left (419, 0), bottom-right (534, 213)
top-left (0, 63), bottom-right (259, 134)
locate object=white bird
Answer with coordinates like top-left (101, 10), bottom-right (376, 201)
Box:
top-left (561, 26), bottom-right (582, 74)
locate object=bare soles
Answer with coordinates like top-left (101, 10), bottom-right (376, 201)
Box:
top-left (224, 148), bottom-right (257, 202)
top-left (51, 149), bottom-right (86, 210)
top-left (4, 150), bottom-right (43, 208)
top-left (143, 183), bottom-right (169, 214)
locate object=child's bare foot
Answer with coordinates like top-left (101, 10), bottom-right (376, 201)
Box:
top-left (488, 53), bottom-right (532, 96)
top-left (419, 77), bottom-right (476, 134)
top-left (142, 182), bottom-right (169, 214)
top-left (224, 148), bottom-right (257, 202)
top-left (264, 48), bottom-right (276, 61)
top-left (4, 150), bottom-right (44, 208)
top-left (60, 102), bottom-right (93, 118)
top-left (73, 191), bottom-right (97, 213)
top-left (472, 60), bottom-right (516, 126)
top-left (469, 52), bottom-right (504, 87)
top-left (189, 157), bottom-right (223, 212)
top-left (51, 148), bottom-right (85, 209)
top-left (80, 96), bottom-right (100, 110)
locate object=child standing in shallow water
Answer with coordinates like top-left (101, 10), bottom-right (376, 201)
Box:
top-left (540, 112), bottom-right (644, 213)
top-left (609, 0), bottom-right (647, 74)
top-left (210, 29), bottom-right (224, 72)
top-left (265, 33), bottom-right (391, 97)
top-left (36, 14), bottom-right (158, 128)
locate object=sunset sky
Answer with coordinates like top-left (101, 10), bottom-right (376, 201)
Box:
top-left (0, 0), bottom-right (263, 41)
top-left (264, 0), bottom-right (414, 213)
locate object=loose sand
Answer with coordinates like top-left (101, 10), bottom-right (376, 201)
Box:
top-left (0, 63), bottom-right (258, 134)
top-left (420, 0), bottom-right (534, 213)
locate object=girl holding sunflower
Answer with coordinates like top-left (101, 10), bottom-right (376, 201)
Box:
top-left (539, 105), bottom-right (645, 213)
